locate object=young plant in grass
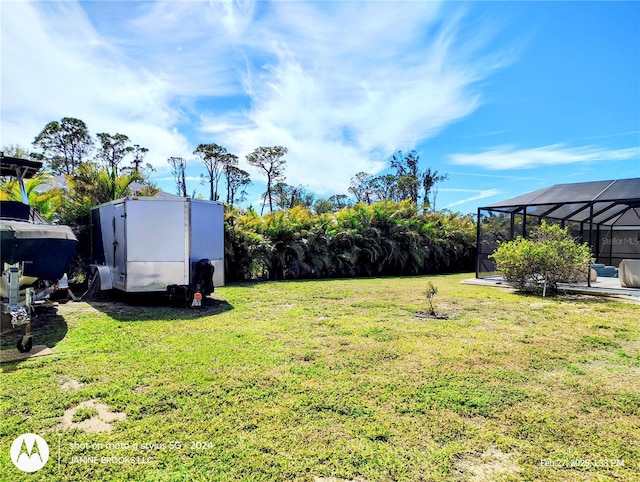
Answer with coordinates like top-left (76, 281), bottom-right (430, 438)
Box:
top-left (425, 282), bottom-right (438, 316)
top-left (415, 281), bottom-right (445, 319)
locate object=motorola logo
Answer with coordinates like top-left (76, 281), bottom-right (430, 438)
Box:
top-left (10, 433), bottom-right (50, 473)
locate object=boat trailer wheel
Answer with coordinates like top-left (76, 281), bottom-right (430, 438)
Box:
top-left (17, 335), bottom-right (33, 353)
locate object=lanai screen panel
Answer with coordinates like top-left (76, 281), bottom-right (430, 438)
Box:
top-left (596, 227), bottom-right (640, 266)
top-left (477, 210), bottom-right (511, 276)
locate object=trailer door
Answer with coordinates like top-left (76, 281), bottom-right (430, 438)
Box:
top-left (113, 202), bottom-right (127, 289)
top-left (125, 199), bottom-right (189, 291)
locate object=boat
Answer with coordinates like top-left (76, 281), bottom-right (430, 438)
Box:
top-left (1, 154), bottom-right (78, 352)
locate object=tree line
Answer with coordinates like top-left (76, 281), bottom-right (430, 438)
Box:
top-left (172, 144), bottom-right (448, 215)
top-left (4, 116), bottom-right (450, 217)
top-left (1, 116), bottom-right (476, 281)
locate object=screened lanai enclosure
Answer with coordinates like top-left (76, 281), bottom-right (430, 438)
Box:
top-left (476, 178), bottom-right (640, 279)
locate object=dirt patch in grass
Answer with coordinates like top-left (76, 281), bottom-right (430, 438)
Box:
top-left (133, 385), bottom-right (152, 394)
top-left (413, 311), bottom-right (457, 320)
top-left (59, 378), bottom-right (86, 392)
top-left (54, 399), bottom-right (127, 433)
top-left (454, 446), bottom-right (521, 481)
top-left (0, 345), bottom-right (54, 363)
top-left (313, 477), bottom-right (369, 482)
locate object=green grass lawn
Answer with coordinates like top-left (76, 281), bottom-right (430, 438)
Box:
top-left (1, 273), bottom-right (639, 481)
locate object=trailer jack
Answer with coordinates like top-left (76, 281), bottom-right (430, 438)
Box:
top-left (2, 262), bottom-right (34, 352)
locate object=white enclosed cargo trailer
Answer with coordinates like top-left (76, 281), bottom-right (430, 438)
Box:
top-left (90, 196), bottom-right (224, 305)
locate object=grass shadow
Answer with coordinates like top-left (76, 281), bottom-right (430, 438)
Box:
top-left (86, 292), bottom-right (234, 322)
top-left (1, 306), bottom-right (69, 370)
top-left (511, 290), bottom-right (630, 305)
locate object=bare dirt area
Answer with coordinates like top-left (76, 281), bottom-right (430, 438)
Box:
top-left (53, 399), bottom-right (127, 434)
top-left (454, 446), bottom-right (522, 481)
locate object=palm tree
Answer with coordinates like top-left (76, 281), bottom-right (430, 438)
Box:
top-left (0, 173), bottom-right (62, 221)
top-left (60, 163), bottom-right (158, 226)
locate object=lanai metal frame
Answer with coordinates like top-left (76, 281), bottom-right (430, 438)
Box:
top-left (476, 178), bottom-right (640, 278)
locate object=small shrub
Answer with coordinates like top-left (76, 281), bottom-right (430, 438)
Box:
top-left (425, 282), bottom-right (438, 315)
top-left (490, 221), bottom-right (592, 295)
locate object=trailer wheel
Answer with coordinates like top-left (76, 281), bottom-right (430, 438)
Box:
top-left (83, 267), bottom-right (101, 300)
top-left (17, 336), bottom-right (33, 353)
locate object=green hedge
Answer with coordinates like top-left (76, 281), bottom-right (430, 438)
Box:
top-left (224, 200), bottom-right (476, 281)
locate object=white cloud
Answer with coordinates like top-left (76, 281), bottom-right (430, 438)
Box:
top-left (448, 171), bottom-right (547, 182)
top-left (2, 0), bottom-right (512, 193)
top-left (197, 1), bottom-right (513, 194)
top-left (120, 0), bottom-right (250, 98)
top-left (1, 1), bottom-right (190, 168)
top-left (441, 188), bottom-right (501, 209)
top-left (154, 175), bottom-right (202, 183)
top-left (449, 144), bottom-right (640, 170)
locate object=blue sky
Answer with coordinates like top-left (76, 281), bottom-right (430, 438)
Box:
top-left (2, 1), bottom-right (639, 214)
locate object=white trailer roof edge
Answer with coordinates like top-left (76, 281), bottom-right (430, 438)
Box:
top-left (92, 196), bottom-right (225, 210)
